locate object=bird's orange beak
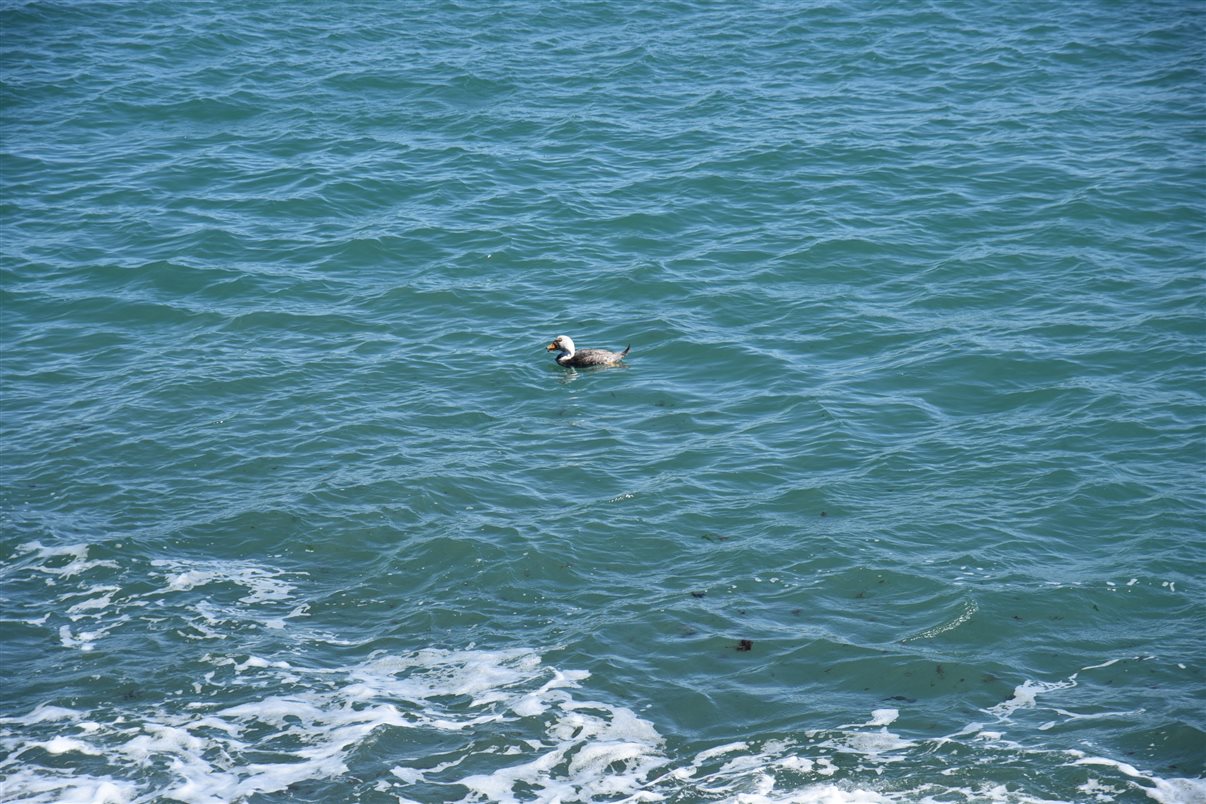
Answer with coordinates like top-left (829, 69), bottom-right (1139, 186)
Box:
top-left (546, 342), bottom-right (558, 351)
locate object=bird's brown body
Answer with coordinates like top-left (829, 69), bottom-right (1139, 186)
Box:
top-left (546, 335), bottom-right (630, 367)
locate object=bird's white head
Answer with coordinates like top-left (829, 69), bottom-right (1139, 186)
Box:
top-left (546, 335), bottom-right (575, 355)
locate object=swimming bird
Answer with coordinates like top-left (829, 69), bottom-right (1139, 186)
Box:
top-left (546, 335), bottom-right (630, 368)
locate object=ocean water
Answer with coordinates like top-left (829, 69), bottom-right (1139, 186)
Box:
top-left (1, 1), bottom-right (1204, 802)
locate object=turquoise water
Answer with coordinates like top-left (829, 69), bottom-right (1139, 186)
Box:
top-left (2, 1), bottom-right (1204, 801)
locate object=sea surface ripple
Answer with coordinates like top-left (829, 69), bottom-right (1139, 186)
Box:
top-left (2, 1), bottom-right (1204, 802)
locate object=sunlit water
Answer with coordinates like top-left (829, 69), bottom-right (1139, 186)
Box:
top-left (2, 1), bottom-right (1204, 802)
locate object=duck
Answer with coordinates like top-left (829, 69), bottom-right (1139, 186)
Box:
top-left (546, 335), bottom-right (630, 368)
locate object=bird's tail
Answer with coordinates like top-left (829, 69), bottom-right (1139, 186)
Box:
top-left (621, 344), bottom-right (631, 357)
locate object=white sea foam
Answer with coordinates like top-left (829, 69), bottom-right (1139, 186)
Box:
top-left (1073, 755), bottom-right (1206, 804)
top-left (0, 704), bottom-right (82, 725)
top-left (987, 678), bottom-right (1077, 719)
top-left (986, 657), bottom-right (1160, 729)
top-left (901, 598), bottom-right (979, 642)
top-left (4, 538), bottom-right (1196, 803)
top-left (695, 740), bottom-right (750, 762)
top-left (58, 622), bottom-right (121, 651)
top-left (63, 584), bottom-right (121, 617)
top-left (8, 547), bottom-right (307, 654)
top-left (0, 648), bottom-right (970, 804)
top-left (2, 649), bottom-right (1198, 804)
top-left (15, 541), bottom-right (118, 580)
top-left (1081, 657), bottom-right (1129, 672)
top-left (5, 567), bottom-right (1199, 804)
top-left (30, 736), bottom-right (104, 756)
top-left (0, 770), bottom-right (136, 804)
top-left (152, 559), bottom-right (299, 604)
top-left (868, 708), bottom-right (899, 727)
